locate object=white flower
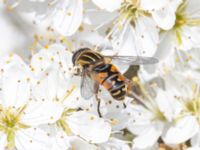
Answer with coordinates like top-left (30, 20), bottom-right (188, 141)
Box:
top-left (85, 0), bottom-right (161, 57)
top-left (157, 72), bottom-right (200, 144)
top-left (125, 75), bottom-right (185, 149)
top-left (3, 0), bottom-right (200, 147)
top-left (155, 0), bottom-right (200, 60)
top-left (66, 111), bottom-right (111, 143)
top-left (0, 54), bottom-right (62, 149)
top-left (126, 103), bottom-right (164, 149)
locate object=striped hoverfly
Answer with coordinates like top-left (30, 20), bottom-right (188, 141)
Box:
top-left (72, 48), bottom-right (158, 117)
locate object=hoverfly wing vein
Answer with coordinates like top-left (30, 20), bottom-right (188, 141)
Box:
top-left (105, 55), bottom-right (158, 65)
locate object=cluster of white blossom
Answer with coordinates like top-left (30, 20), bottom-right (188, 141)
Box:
top-left (0, 0), bottom-right (200, 150)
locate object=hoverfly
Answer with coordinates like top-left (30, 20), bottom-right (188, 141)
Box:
top-left (72, 48), bottom-right (158, 117)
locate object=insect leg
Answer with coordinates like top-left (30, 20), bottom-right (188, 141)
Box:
top-left (123, 102), bottom-right (127, 108)
top-left (94, 83), bottom-right (102, 117)
top-left (96, 95), bottom-right (102, 118)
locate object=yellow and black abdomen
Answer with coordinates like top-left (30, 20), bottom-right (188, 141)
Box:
top-left (91, 64), bottom-right (126, 100)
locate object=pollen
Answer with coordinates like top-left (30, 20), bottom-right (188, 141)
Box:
top-left (26, 77), bottom-right (30, 82)
top-left (78, 25), bottom-right (84, 32)
top-left (44, 45), bottom-right (49, 49)
top-left (110, 118), bottom-right (119, 125)
top-left (67, 12), bottom-right (72, 16)
top-left (49, 58), bottom-right (54, 63)
top-left (38, 56), bottom-right (43, 60)
top-left (90, 116), bottom-right (95, 120)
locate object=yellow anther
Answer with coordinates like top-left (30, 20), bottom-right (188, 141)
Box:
top-left (44, 45), bottom-right (49, 49)
top-left (110, 118), bottom-right (119, 125)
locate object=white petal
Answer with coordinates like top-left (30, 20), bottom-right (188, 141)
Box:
top-left (67, 111), bottom-right (111, 143)
top-left (133, 143), bottom-right (159, 150)
top-left (51, 129), bottom-right (71, 150)
top-left (74, 24), bottom-right (111, 49)
top-left (155, 31), bottom-right (176, 60)
top-left (140, 0), bottom-right (168, 11)
top-left (179, 26), bottom-right (200, 50)
top-left (32, 66), bottom-right (69, 103)
top-left (15, 128), bottom-right (51, 150)
top-left (162, 116), bottom-right (199, 144)
top-left (104, 111), bottom-right (129, 130)
top-left (84, 9), bottom-right (117, 25)
top-left (132, 124), bottom-right (162, 149)
top-left (155, 89), bottom-right (182, 121)
top-left (62, 76), bottom-right (94, 110)
top-left (118, 27), bottom-right (136, 55)
top-left (152, 8), bottom-right (175, 30)
top-left (0, 53), bottom-right (26, 67)
top-left (185, 0), bottom-right (200, 18)
top-left (100, 138), bottom-right (131, 150)
top-left (0, 10), bottom-right (27, 56)
top-left (126, 105), bottom-right (156, 135)
top-left (151, 0), bottom-right (182, 30)
top-left (53, 0), bottom-right (83, 36)
top-left (21, 101), bottom-right (63, 126)
top-left (70, 137), bottom-right (98, 150)
top-left (0, 132), bottom-right (7, 150)
top-left (92, 0), bottom-right (122, 12)
top-left (135, 16), bottom-right (159, 56)
top-left (187, 147), bottom-right (200, 150)
top-left (31, 44), bottom-right (73, 76)
top-left (191, 130), bottom-right (200, 147)
top-left (0, 54), bottom-right (31, 108)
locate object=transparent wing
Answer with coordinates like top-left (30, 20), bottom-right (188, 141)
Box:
top-left (80, 69), bottom-right (95, 100)
top-left (105, 55), bottom-right (158, 65)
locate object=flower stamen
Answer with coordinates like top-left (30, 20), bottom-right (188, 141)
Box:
top-left (0, 105), bottom-right (30, 149)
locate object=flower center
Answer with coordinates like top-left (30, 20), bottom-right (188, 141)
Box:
top-left (174, 13), bottom-right (186, 29)
top-left (173, 1), bottom-right (200, 45)
top-left (185, 96), bottom-right (200, 124)
top-left (153, 108), bottom-right (167, 121)
top-left (56, 108), bottom-right (77, 135)
top-left (0, 105), bottom-right (29, 149)
top-left (120, 0), bottom-right (149, 24)
top-left (55, 86), bottom-right (77, 135)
